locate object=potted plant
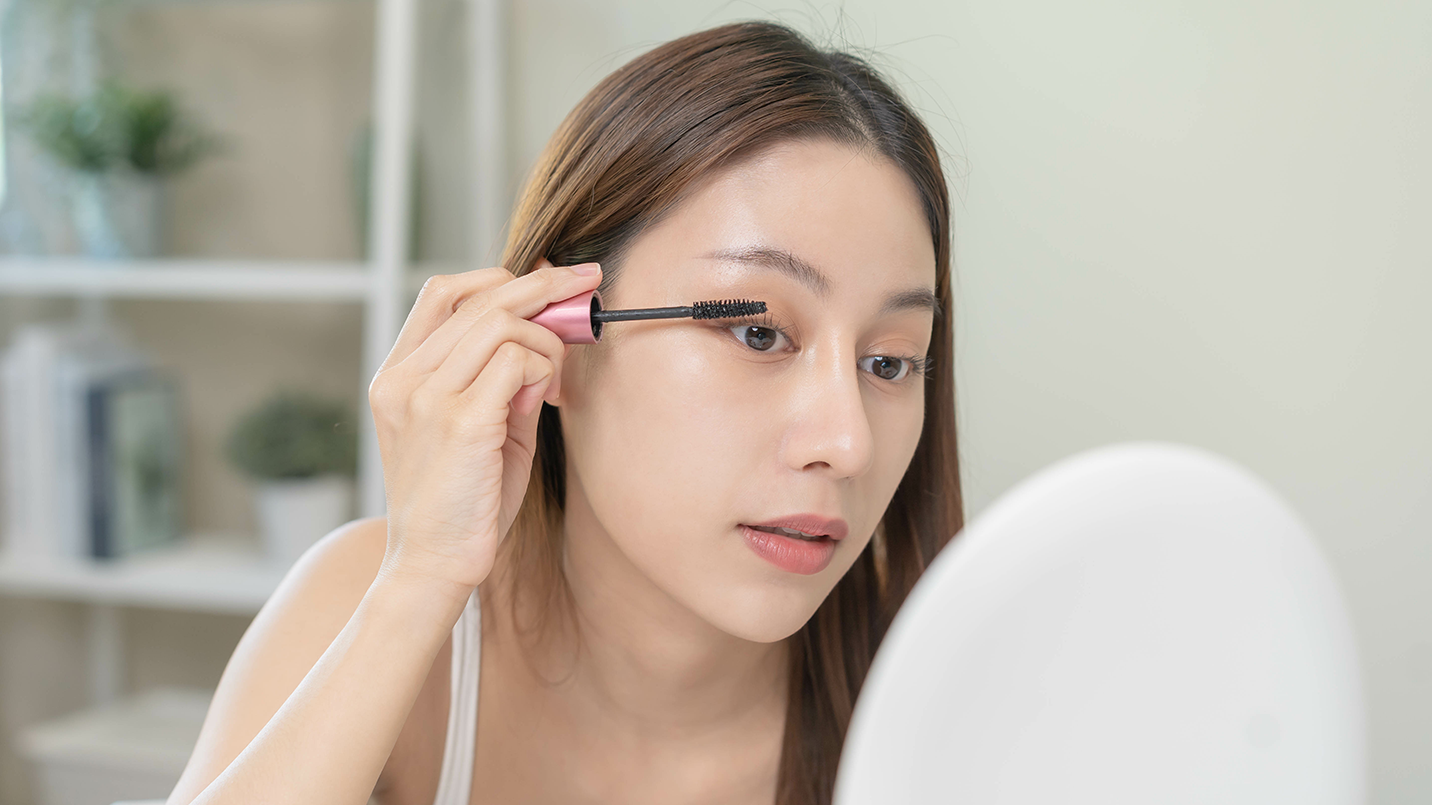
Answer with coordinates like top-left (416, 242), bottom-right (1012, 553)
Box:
top-left (224, 390), bottom-right (358, 566)
top-left (16, 80), bottom-right (221, 258)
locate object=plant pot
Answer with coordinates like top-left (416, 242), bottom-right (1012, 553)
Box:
top-left (71, 170), bottom-right (166, 259)
top-left (253, 474), bottom-right (355, 567)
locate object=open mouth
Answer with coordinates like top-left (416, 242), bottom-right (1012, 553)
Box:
top-left (740, 524), bottom-right (838, 575)
top-left (746, 524), bottom-right (830, 541)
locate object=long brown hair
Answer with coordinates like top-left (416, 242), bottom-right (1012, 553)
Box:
top-left (493, 20), bottom-right (963, 804)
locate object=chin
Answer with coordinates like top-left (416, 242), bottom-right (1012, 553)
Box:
top-left (688, 579), bottom-right (832, 644)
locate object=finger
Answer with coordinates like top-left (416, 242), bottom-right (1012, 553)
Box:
top-left (509, 374), bottom-right (552, 420)
top-left (464, 340), bottom-right (557, 424)
top-left (425, 308), bottom-right (566, 398)
top-left (384, 266), bottom-right (514, 371)
top-left (399, 261), bottom-right (601, 378)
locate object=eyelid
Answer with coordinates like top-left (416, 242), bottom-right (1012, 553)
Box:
top-left (726, 311), bottom-right (797, 343)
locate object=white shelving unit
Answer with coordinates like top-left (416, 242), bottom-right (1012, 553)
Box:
top-left (0, 258), bottom-right (372, 302)
top-left (0, 0), bottom-right (509, 705)
top-left (0, 536), bottom-right (285, 616)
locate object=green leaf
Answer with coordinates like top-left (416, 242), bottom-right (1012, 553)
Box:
top-left (15, 80), bottom-right (222, 176)
top-left (224, 391), bottom-right (359, 481)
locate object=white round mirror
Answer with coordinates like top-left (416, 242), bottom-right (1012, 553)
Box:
top-left (834, 442), bottom-right (1364, 805)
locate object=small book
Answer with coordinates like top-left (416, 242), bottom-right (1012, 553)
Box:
top-left (54, 336), bottom-right (152, 559)
top-left (86, 369), bottom-right (184, 560)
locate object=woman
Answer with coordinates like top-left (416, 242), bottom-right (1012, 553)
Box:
top-left (168, 19), bottom-right (963, 805)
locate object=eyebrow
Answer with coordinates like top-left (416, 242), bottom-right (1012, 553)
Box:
top-left (700, 245), bottom-right (941, 318)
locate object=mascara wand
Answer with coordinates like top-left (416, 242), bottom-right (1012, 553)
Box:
top-left (531, 289), bottom-right (766, 344)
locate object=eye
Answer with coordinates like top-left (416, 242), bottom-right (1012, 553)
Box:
top-left (726, 314), bottom-right (792, 352)
top-left (861, 354), bottom-right (934, 384)
top-left (860, 356), bottom-right (910, 382)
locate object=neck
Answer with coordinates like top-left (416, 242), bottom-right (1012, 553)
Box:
top-left (496, 485), bottom-right (790, 742)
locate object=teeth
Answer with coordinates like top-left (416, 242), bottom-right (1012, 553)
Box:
top-left (749, 524), bottom-right (826, 540)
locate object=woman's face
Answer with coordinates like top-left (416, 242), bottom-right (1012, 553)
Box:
top-left (552, 137), bottom-right (937, 643)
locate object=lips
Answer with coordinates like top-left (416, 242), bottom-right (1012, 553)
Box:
top-left (742, 513), bottom-right (849, 541)
top-left (738, 513), bottom-right (849, 575)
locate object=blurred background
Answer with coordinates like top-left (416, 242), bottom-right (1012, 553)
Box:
top-left (0, 1), bottom-right (1425, 804)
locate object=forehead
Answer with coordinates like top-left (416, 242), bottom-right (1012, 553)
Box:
top-left (622, 138), bottom-right (937, 301)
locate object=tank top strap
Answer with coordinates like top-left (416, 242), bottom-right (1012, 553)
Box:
top-left (431, 586), bottom-right (482, 805)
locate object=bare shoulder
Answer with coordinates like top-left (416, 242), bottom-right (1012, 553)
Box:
top-left (168, 515), bottom-right (442, 804)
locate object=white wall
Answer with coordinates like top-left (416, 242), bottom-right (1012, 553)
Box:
top-left (506, 1), bottom-right (1431, 801)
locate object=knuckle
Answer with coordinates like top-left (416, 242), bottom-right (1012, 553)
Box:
top-left (477, 305), bottom-right (519, 328)
top-left (422, 268), bottom-right (513, 314)
top-left (493, 340), bottom-right (527, 366)
top-left (480, 306), bottom-right (562, 354)
top-left (368, 372), bottom-right (398, 409)
top-left (369, 373), bottom-right (416, 433)
top-left (497, 307), bottom-right (531, 336)
top-left (456, 294), bottom-right (490, 320)
top-left (419, 273), bottom-right (453, 301)
top-left (409, 384), bottom-right (447, 421)
top-left (460, 275), bottom-right (514, 316)
top-left (464, 307), bottom-right (509, 344)
top-left (477, 266), bottom-right (515, 286)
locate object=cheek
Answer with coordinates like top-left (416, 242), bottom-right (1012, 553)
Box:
top-left (862, 390), bottom-right (925, 535)
top-left (575, 332), bottom-right (776, 541)
top-left (875, 391), bottom-right (925, 477)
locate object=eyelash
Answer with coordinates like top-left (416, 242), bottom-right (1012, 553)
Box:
top-left (724, 312), bottom-right (935, 384)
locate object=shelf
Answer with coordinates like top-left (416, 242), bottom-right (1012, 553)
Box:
top-left (0, 536), bottom-right (290, 615)
top-left (0, 257), bottom-right (371, 303)
top-left (110, 0), bottom-right (367, 6)
top-left (18, 687), bottom-right (211, 778)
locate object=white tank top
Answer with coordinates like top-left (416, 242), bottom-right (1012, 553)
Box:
top-left (431, 587), bottom-right (482, 805)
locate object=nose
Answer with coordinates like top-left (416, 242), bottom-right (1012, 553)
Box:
top-left (782, 343), bottom-right (876, 480)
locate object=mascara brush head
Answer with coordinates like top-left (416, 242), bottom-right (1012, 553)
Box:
top-left (689, 298), bottom-right (767, 320)
top-left (530, 290), bottom-right (768, 344)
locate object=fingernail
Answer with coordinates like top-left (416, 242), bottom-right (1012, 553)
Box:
top-left (571, 262), bottom-right (601, 276)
